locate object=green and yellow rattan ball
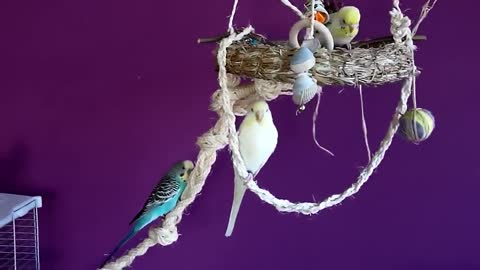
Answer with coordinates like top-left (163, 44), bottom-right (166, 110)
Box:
top-left (398, 108), bottom-right (435, 143)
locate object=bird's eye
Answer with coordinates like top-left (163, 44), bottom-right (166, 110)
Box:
top-left (180, 173), bottom-right (185, 177)
top-left (251, 108), bottom-right (254, 112)
top-left (182, 166), bottom-right (185, 170)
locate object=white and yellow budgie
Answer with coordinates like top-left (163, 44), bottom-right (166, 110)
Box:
top-left (326, 6), bottom-right (361, 48)
top-left (225, 100), bottom-right (278, 237)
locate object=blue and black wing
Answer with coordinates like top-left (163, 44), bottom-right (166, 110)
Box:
top-left (129, 176), bottom-right (180, 225)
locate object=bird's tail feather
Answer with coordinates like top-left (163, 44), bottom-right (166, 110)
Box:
top-left (99, 229), bottom-right (137, 268)
top-left (225, 173), bottom-right (247, 237)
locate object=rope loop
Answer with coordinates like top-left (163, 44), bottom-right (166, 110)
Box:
top-left (99, 0), bottom-right (437, 268)
top-left (149, 226), bottom-right (178, 246)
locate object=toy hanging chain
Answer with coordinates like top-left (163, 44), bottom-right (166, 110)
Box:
top-left (99, 0), bottom-right (437, 268)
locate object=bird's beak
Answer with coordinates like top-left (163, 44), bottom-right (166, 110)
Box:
top-left (348, 25), bottom-right (355, 33)
top-left (255, 111), bottom-right (264, 122)
top-left (314, 11), bottom-right (327, 24)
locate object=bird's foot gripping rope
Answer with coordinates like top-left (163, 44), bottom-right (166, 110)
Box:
top-left (99, 0), bottom-right (436, 268)
top-left (223, 0), bottom-right (435, 215)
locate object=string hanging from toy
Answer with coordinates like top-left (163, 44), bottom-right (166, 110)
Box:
top-left (225, 0), bottom-right (434, 214)
top-left (358, 85), bottom-right (372, 161)
top-left (312, 91), bottom-right (335, 156)
top-left (99, 0), bottom-right (436, 268)
top-left (308, 0), bottom-right (315, 38)
top-left (280, 0), bottom-right (305, 18)
top-left (407, 0), bottom-right (437, 141)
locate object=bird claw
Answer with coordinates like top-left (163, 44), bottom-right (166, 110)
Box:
top-left (243, 172), bottom-right (254, 185)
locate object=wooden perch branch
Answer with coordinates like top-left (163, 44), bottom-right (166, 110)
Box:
top-left (197, 29), bottom-right (426, 48)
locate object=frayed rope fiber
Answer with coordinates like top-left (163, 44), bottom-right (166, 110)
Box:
top-left (99, 0), bottom-right (436, 268)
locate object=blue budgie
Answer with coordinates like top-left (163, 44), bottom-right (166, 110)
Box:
top-left (100, 160), bottom-right (194, 268)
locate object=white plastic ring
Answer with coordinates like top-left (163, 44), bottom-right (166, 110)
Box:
top-left (289, 19), bottom-right (334, 51)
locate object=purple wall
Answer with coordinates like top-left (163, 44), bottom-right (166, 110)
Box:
top-left (1, 0), bottom-right (478, 269)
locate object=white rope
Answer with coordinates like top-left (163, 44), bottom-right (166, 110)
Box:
top-left (244, 76), bottom-right (412, 214)
top-left (222, 0), bottom-right (419, 215)
top-left (358, 85), bottom-right (372, 162)
top-left (390, 0), bottom-right (415, 50)
top-left (409, 0), bottom-right (436, 116)
top-left (98, 0), bottom-right (250, 268)
top-left (227, 0), bottom-right (240, 34)
top-left (99, 0), bottom-right (436, 267)
top-left (217, 27), bottom-right (254, 180)
top-left (412, 0), bottom-right (438, 36)
top-left (308, 0), bottom-right (315, 39)
top-left (312, 91), bottom-right (335, 156)
top-left (280, 0), bottom-right (305, 18)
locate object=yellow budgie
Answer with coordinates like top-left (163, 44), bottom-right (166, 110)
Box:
top-left (225, 100), bottom-right (278, 237)
top-left (326, 6), bottom-right (361, 48)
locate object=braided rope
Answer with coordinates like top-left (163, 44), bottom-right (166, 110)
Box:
top-left (226, 0), bottom-right (418, 214)
top-left (99, 0), bottom-right (434, 268)
top-left (99, 39), bottom-right (292, 270)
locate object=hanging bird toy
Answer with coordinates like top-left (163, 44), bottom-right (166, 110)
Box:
top-left (99, 0), bottom-right (438, 269)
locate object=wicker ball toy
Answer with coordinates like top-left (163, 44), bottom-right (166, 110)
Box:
top-left (398, 108), bottom-right (435, 143)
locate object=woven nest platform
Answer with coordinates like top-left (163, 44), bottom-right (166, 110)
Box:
top-left (219, 35), bottom-right (424, 87)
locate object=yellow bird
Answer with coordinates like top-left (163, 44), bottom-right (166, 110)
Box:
top-left (326, 6), bottom-right (361, 48)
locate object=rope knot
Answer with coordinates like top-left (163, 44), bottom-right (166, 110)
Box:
top-left (149, 225), bottom-right (178, 246)
top-left (196, 130), bottom-right (228, 151)
top-left (226, 73), bottom-right (241, 88)
top-left (209, 90), bottom-right (224, 113)
top-left (389, 5), bottom-right (416, 50)
top-left (254, 79), bottom-right (286, 100)
top-left (210, 74), bottom-right (242, 113)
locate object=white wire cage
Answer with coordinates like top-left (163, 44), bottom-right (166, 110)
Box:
top-left (0, 194), bottom-right (42, 270)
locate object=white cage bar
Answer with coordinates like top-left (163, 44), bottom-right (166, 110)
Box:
top-left (0, 194), bottom-right (42, 270)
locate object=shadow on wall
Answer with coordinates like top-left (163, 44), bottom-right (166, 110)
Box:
top-left (0, 142), bottom-right (55, 197)
top-left (390, 261), bottom-right (480, 270)
top-left (0, 142), bottom-right (61, 267)
top-left (368, 258), bottom-right (480, 270)
top-left (0, 142), bottom-right (30, 192)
